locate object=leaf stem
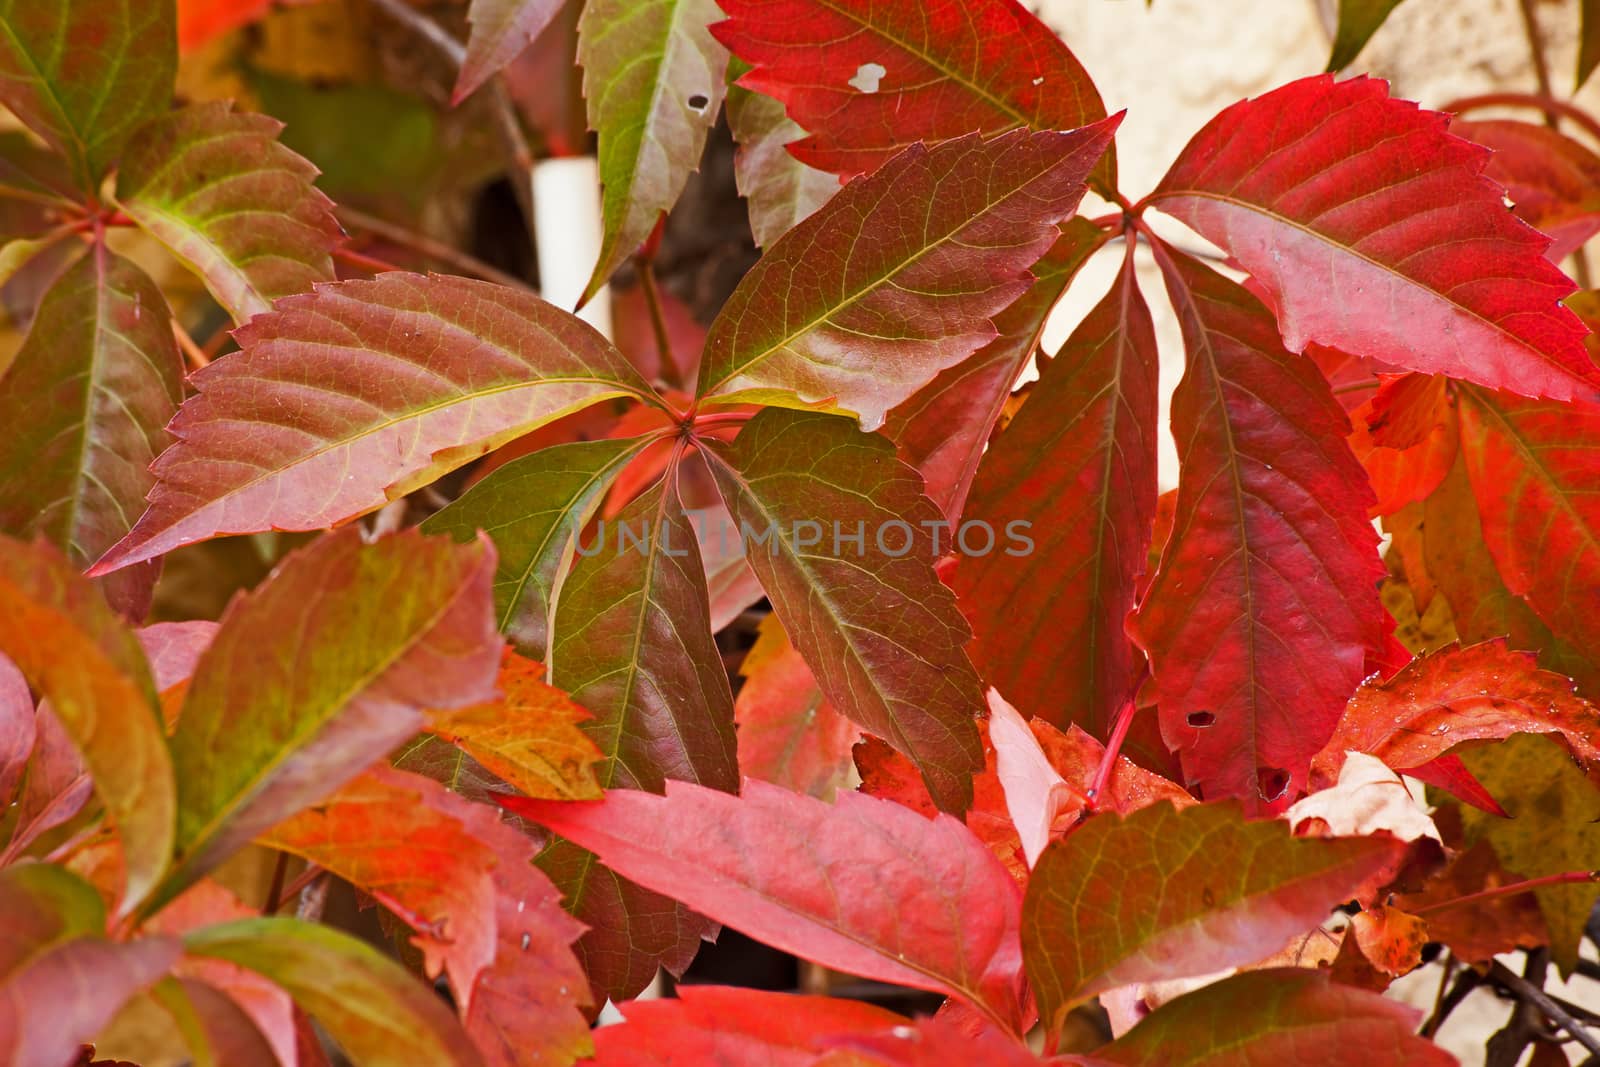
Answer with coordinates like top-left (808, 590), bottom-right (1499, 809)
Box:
top-left (1411, 869), bottom-right (1599, 916)
top-left (1443, 92), bottom-right (1600, 146)
top-left (171, 318), bottom-right (212, 371)
top-left (638, 258), bottom-right (682, 386)
top-left (336, 206), bottom-right (534, 290)
top-left (1085, 695), bottom-right (1139, 811)
top-left (333, 245), bottom-right (405, 276)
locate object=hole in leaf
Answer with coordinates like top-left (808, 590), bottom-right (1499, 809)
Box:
top-left (848, 62), bottom-right (886, 94)
top-left (1258, 767), bottom-right (1290, 802)
top-left (1186, 710), bottom-right (1216, 728)
top-left (688, 94), bottom-right (710, 112)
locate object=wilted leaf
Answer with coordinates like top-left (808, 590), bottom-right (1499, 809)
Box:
top-left (578, 0), bottom-right (729, 301)
top-left (1150, 75), bottom-right (1600, 404)
top-left (725, 66), bottom-right (839, 249)
top-left (1456, 732), bottom-right (1600, 974)
top-left (184, 918), bottom-right (482, 1066)
top-left (712, 0), bottom-right (1110, 181)
top-left (1393, 839), bottom-right (1548, 964)
top-left (0, 537), bottom-right (174, 913)
top-left (0, 248), bottom-right (182, 618)
top-left (116, 100), bottom-right (341, 325)
top-left (94, 274), bottom-right (661, 572)
top-left (955, 243), bottom-right (1159, 739)
top-left (1022, 800), bottom-right (1407, 1029)
top-left (735, 614), bottom-right (858, 800)
top-left (1093, 968), bottom-right (1454, 1066)
top-left (1286, 752), bottom-right (1440, 847)
top-left (1311, 640), bottom-right (1600, 788)
top-left (706, 409), bottom-right (984, 813)
top-left (695, 125), bottom-right (1117, 430)
top-left (885, 218), bottom-right (1106, 522)
top-left (425, 649), bottom-right (604, 802)
top-left (422, 437), bottom-right (650, 658)
top-left (0, 0), bottom-right (175, 188)
top-left (147, 528), bottom-right (501, 912)
top-left (505, 778), bottom-right (1029, 1032)
top-left (1132, 248), bottom-right (1386, 807)
top-left (986, 691), bottom-right (1082, 869)
top-left (456, 0), bottom-right (565, 103)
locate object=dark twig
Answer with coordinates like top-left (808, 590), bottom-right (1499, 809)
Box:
top-left (1423, 963), bottom-right (1481, 1038)
top-left (1489, 955), bottom-right (1600, 1060)
top-left (638, 259), bottom-right (682, 386)
top-left (337, 206), bottom-right (533, 290)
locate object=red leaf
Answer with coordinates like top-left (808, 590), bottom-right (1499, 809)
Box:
top-left (954, 241), bottom-right (1160, 738)
top-left (1350, 373), bottom-right (1459, 517)
top-left (820, 1015), bottom-right (1046, 1067)
top-left (93, 273), bottom-right (659, 573)
top-left (1311, 639), bottom-right (1600, 789)
top-left (885, 218), bottom-right (1107, 522)
top-left (1453, 119), bottom-right (1600, 260)
top-left (706, 409), bottom-right (985, 813)
top-left (504, 778), bottom-right (1029, 1033)
top-left (136, 620), bottom-right (219, 692)
top-left (0, 654), bottom-right (33, 809)
top-left (695, 124), bottom-right (1117, 430)
top-left (0, 865), bottom-right (180, 1067)
top-left (735, 615), bottom-right (859, 800)
top-left (1457, 384), bottom-right (1600, 670)
top-left (712, 0), bottom-right (1110, 182)
top-left (1131, 247), bottom-right (1386, 807)
top-left (456, 0), bottom-right (565, 104)
top-left (1022, 801), bottom-right (1408, 1032)
top-left (261, 768), bottom-right (500, 1002)
top-left (1393, 839), bottom-right (1548, 964)
top-left (588, 985), bottom-right (902, 1065)
top-left (1150, 74), bottom-right (1600, 404)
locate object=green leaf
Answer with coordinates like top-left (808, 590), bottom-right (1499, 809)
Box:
top-left (116, 100), bottom-right (341, 325)
top-left (1457, 732), bottom-right (1600, 975)
top-left (422, 436), bottom-right (651, 658)
top-left (1326, 0), bottom-right (1409, 71)
top-left (1022, 800), bottom-right (1407, 1032)
top-left (579, 0), bottom-right (728, 301)
top-left (0, 537), bottom-right (175, 914)
top-left (542, 469), bottom-right (735, 1003)
top-left (456, 0), bottom-right (564, 104)
top-left (184, 918), bottom-right (481, 1067)
top-left (146, 527), bottom-right (501, 913)
top-left (1582, 0), bottom-right (1600, 89)
top-left (705, 408), bottom-right (984, 814)
top-left (0, 0), bottom-right (175, 189)
top-left (93, 273), bottom-right (662, 573)
top-left (724, 62), bottom-right (837, 249)
top-left (552, 471), bottom-right (737, 794)
top-left (1095, 968), bottom-right (1454, 1066)
top-left (0, 247), bottom-right (183, 618)
top-left (695, 124), bottom-right (1116, 430)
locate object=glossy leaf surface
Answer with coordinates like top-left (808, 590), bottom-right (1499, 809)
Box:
top-left (707, 408), bottom-right (985, 813)
top-left (95, 273), bottom-right (658, 572)
top-left (1151, 75), bottom-right (1600, 404)
top-left (696, 124), bottom-right (1117, 429)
